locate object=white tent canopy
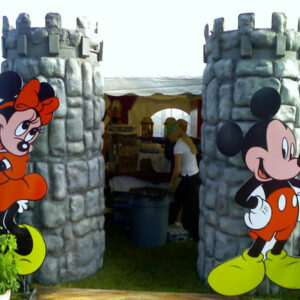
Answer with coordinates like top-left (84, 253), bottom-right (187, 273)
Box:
top-left (103, 76), bottom-right (203, 96)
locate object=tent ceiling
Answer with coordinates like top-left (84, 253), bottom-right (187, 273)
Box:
top-left (104, 76), bottom-right (203, 97)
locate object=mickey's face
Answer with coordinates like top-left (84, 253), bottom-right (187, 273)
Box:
top-left (245, 120), bottom-right (300, 182)
top-left (0, 109), bottom-right (41, 156)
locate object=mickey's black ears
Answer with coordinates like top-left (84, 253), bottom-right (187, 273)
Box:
top-left (0, 71), bottom-right (22, 101)
top-left (250, 87), bottom-right (281, 120)
top-left (217, 122), bottom-right (243, 157)
top-left (38, 82), bottom-right (55, 101)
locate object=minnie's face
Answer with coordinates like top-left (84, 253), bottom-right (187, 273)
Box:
top-left (245, 120), bottom-right (300, 182)
top-left (0, 109), bottom-right (41, 156)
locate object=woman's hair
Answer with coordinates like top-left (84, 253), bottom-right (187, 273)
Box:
top-left (176, 119), bottom-right (187, 132)
top-left (164, 117), bottom-right (176, 125)
top-left (168, 124), bottom-right (198, 155)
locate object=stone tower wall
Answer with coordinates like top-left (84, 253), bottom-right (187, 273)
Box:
top-left (2, 13), bottom-right (105, 284)
top-left (199, 12), bottom-right (300, 294)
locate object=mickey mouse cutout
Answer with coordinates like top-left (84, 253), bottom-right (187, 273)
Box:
top-left (0, 71), bottom-right (59, 275)
top-left (208, 87), bottom-right (300, 296)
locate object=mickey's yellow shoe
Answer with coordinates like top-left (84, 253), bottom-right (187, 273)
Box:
top-left (208, 250), bottom-right (265, 296)
top-left (14, 224), bottom-right (46, 275)
top-left (265, 250), bottom-right (300, 289)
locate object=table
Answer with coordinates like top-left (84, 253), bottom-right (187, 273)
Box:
top-left (137, 152), bottom-right (171, 173)
top-left (107, 171), bottom-right (171, 193)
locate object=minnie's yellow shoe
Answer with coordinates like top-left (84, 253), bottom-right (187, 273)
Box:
top-left (14, 224), bottom-right (46, 275)
top-left (208, 250), bottom-right (265, 296)
top-left (265, 250), bottom-right (300, 289)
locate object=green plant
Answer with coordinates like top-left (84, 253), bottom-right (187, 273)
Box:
top-left (0, 229), bottom-right (20, 295)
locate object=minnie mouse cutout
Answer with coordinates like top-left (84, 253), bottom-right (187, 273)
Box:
top-left (208, 87), bottom-right (300, 295)
top-left (0, 71), bottom-right (59, 275)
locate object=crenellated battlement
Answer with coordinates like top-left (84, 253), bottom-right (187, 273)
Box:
top-left (204, 12), bottom-right (300, 63)
top-left (2, 13), bottom-right (103, 62)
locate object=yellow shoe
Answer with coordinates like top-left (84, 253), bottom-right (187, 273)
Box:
top-left (265, 250), bottom-right (300, 289)
top-left (14, 224), bottom-right (46, 275)
top-left (208, 250), bottom-right (265, 296)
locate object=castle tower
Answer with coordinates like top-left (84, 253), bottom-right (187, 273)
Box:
top-left (2, 13), bottom-right (105, 284)
top-left (200, 12), bottom-right (300, 294)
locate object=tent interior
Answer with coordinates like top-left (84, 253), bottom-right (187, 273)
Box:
top-left (103, 76), bottom-right (203, 138)
top-left (103, 75), bottom-right (203, 247)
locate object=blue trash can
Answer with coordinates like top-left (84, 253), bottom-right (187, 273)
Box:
top-left (129, 187), bottom-right (173, 247)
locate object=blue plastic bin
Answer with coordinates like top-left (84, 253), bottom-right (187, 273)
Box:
top-left (129, 187), bottom-right (173, 247)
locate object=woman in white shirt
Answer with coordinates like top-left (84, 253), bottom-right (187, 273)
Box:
top-left (165, 123), bottom-right (200, 240)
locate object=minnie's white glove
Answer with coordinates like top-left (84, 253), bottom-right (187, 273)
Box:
top-left (244, 196), bottom-right (272, 230)
top-left (17, 200), bottom-right (28, 213)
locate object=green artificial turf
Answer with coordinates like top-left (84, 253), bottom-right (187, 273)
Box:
top-left (40, 215), bottom-right (212, 294)
top-left (25, 216), bottom-right (300, 299)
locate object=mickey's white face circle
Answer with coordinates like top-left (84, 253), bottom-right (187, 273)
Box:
top-left (0, 109), bottom-right (41, 156)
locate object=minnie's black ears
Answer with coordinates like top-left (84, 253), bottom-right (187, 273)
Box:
top-left (217, 122), bottom-right (243, 157)
top-left (38, 82), bottom-right (55, 101)
top-left (250, 87), bottom-right (281, 120)
top-left (0, 71), bottom-right (22, 101)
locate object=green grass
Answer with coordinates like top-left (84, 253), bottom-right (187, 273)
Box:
top-left (22, 217), bottom-right (300, 299)
top-left (37, 215), bottom-right (212, 294)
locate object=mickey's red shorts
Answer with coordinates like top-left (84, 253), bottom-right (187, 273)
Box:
top-left (249, 187), bottom-right (298, 242)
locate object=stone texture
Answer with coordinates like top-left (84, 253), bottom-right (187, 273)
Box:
top-left (51, 164), bottom-right (67, 201)
top-left (66, 108), bottom-right (84, 141)
top-left (70, 195), bottom-right (85, 222)
top-left (30, 28), bottom-right (48, 44)
top-left (86, 189), bottom-right (100, 217)
top-left (238, 13), bottom-right (255, 34)
top-left (13, 58), bottom-right (40, 82)
top-left (232, 107), bottom-right (257, 121)
top-left (45, 13), bottom-right (61, 30)
top-left (44, 235), bottom-right (64, 253)
top-left (203, 64), bottom-right (214, 85)
top-left (49, 119), bottom-right (66, 156)
top-left (36, 257), bottom-right (58, 284)
top-left (67, 97), bottom-right (83, 107)
top-left (275, 105), bottom-right (296, 122)
top-left (82, 62), bottom-right (93, 98)
top-left (88, 158), bottom-right (100, 188)
top-left (16, 13), bottom-right (31, 35)
top-left (40, 57), bottom-right (65, 78)
top-left (236, 59), bottom-right (273, 77)
top-left (67, 161), bottom-right (88, 193)
top-left (84, 101), bottom-right (94, 129)
top-left (213, 59), bottom-right (233, 80)
top-left (274, 59), bottom-right (299, 79)
top-left (48, 78), bottom-right (67, 118)
top-left (280, 79), bottom-right (299, 105)
top-left (65, 59), bottom-right (82, 96)
top-left (206, 79), bottom-right (219, 125)
top-left (218, 84), bottom-right (232, 120)
top-left (234, 77), bottom-right (280, 106)
top-left (215, 231), bottom-right (238, 260)
top-left (272, 12), bottom-right (287, 34)
top-left (93, 65), bottom-right (103, 96)
top-left (221, 31), bottom-right (239, 50)
top-left (204, 225), bottom-right (215, 257)
top-left (93, 98), bottom-right (103, 128)
top-left (219, 217), bottom-right (248, 236)
top-left (251, 30), bottom-right (275, 47)
top-left (68, 30), bottom-right (82, 47)
top-left (41, 201), bottom-right (65, 228)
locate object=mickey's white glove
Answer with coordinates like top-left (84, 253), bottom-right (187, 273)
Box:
top-left (17, 200), bottom-right (28, 213)
top-left (244, 196), bottom-right (272, 230)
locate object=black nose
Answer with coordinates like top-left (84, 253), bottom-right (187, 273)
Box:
top-left (17, 141), bottom-right (29, 152)
top-left (297, 156), bottom-right (300, 167)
